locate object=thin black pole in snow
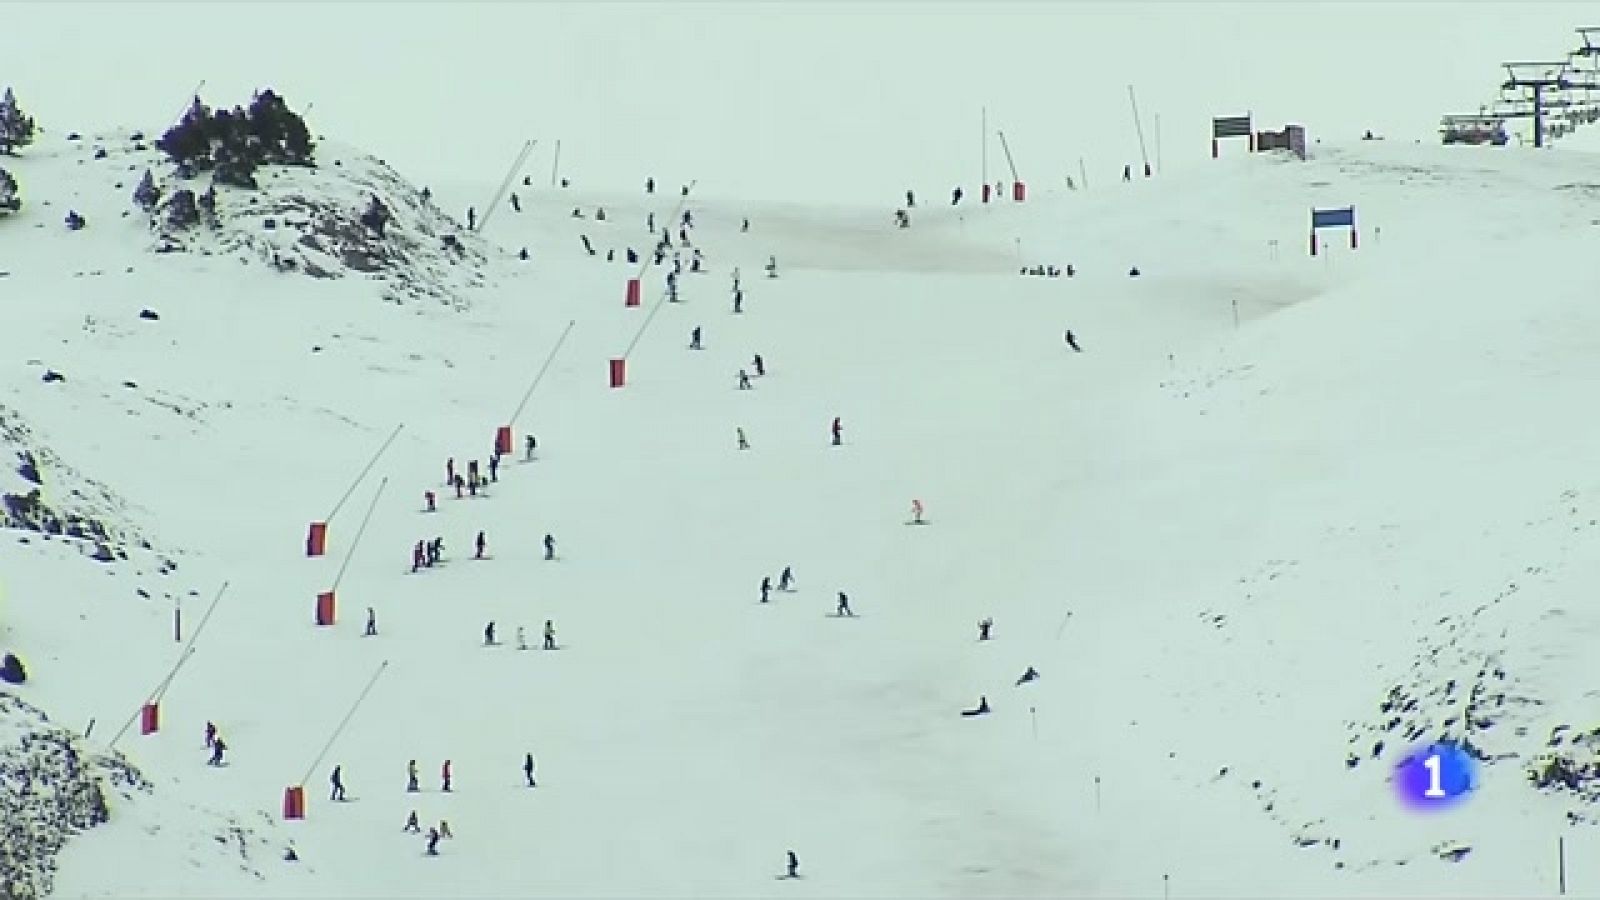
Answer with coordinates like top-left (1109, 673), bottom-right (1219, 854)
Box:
top-left (478, 139), bottom-right (535, 234)
top-left (507, 319), bottom-right (577, 428)
top-left (1163, 873), bottom-right (1170, 900)
top-left (173, 594), bottom-right (181, 643)
top-left (1559, 835), bottom-right (1567, 895)
top-left (331, 478), bottom-right (388, 593)
top-left (299, 660), bottom-right (389, 788)
top-left (324, 424), bottom-right (403, 524)
top-left (997, 129), bottom-right (1021, 184)
top-left (1128, 85), bottom-right (1151, 174)
top-left (1030, 706), bottom-right (1037, 741)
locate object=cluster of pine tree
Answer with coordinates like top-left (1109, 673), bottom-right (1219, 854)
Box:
top-left (157, 89), bottom-right (314, 189)
top-left (0, 86), bottom-right (34, 214)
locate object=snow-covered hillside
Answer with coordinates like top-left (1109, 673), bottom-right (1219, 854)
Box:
top-left (6, 92), bottom-right (1600, 898)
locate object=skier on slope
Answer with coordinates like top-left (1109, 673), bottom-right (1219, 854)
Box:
top-left (906, 189), bottom-right (915, 208)
top-left (787, 851), bottom-right (800, 878)
top-left (733, 289), bottom-right (744, 314)
top-left (760, 576), bottom-right (772, 603)
top-left (910, 499), bottom-right (924, 524)
top-left (778, 566), bottom-right (794, 591)
top-left (518, 625), bottom-right (528, 650)
top-left (544, 534), bottom-right (556, 560)
top-left (484, 621), bottom-right (496, 646)
top-left (412, 541), bottom-right (426, 573)
top-left (407, 759), bottom-right (419, 792)
top-left (208, 735), bottom-right (227, 766)
top-left (524, 752), bottom-right (537, 787)
top-left (525, 434), bottom-right (536, 461)
top-left (738, 370), bottom-right (752, 390)
top-left (365, 607), bottom-right (377, 637)
top-left (951, 186), bottom-right (963, 205)
top-left (489, 454), bottom-right (500, 482)
top-left (475, 530), bottom-right (487, 560)
top-left (831, 416), bottom-right (842, 446)
top-left (836, 592), bottom-right (854, 617)
top-left (978, 617), bottom-right (993, 641)
top-left (751, 354), bottom-right (765, 376)
top-left (766, 255), bottom-right (778, 278)
top-left (1064, 330), bottom-right (1081, 352)
top-left (961, 696), bottom-right (991, 717)
top-left (737, 427), bottom-right (749, 450)
top-left (205, 721), bottom-right (216, 748)
top-left (1016, 666), bottom-right (1040, 686)
top-left (690, 326), bottom-right (702, 350)
top-left (404, 810), bottom-right (421, 832)
top-left (543, 619), bottom-right (557, 650)
top-left (330, 765), bottom-right (347, 801)
top-left (441, 760), bottom-right (453, 792)
top-left (425, 490), bottom-right (436, 512)
top-left (426, 827), bottom-right (441, 856)
top-left (454, 473), bottom-right (465, 498)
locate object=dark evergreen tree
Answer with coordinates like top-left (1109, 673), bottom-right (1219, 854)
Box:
top-left (0, 167), bottom-right (19, 213)
top-left (132, 169), bottom-right (160, 212)
top-left (164, 189), bottom-right (200, 231)
top-left (157, 90), bottom-right (314, 187)
top-left (0, 87), bottom-right (37, 154)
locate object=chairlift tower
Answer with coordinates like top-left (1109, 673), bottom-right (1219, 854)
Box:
top-left (1502, 61), bottom-right (1570, 147)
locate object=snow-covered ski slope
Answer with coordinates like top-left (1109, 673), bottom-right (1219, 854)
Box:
top-left (9, 89), bottom-right (1600, 900)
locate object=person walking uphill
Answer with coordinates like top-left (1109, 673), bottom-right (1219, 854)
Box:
top-left (330, 765), bottom-right (347, 801)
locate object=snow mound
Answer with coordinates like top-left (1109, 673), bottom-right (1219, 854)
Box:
top-left (0, 404), bottom-right (156, 565)
top-left (145, 145), bottom-right (492, 306)
top-left (0, 692), bottom-right (149, 900)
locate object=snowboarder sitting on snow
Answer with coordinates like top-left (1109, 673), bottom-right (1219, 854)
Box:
top-left (738, 370), bottom-right (752, 390)
top-left (961, 696), bottom-right (991, 717)
top-left (1016, 666), bottom-right (1040, 686)
top-left (404, 810), bottom-right (421, 833)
